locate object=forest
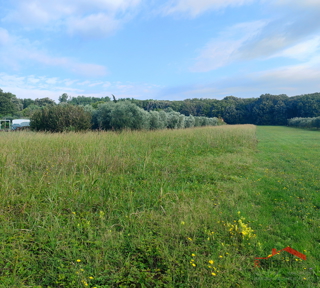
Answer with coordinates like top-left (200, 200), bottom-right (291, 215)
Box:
top-left (1, 88), bottom-right (320, 125)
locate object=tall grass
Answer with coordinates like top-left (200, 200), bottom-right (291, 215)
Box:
top-left (0, 126), bottom-right (257, 287)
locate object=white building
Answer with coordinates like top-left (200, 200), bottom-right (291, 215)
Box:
top-left (12, 119), bottom-right (30, 130)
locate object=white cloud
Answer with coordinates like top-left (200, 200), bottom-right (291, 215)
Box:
top-left (0, 73), bottom-right (163, 101)
top-left (0, 29), bottom-right (107, 76)
top-left (45, 78), bottom-right (59, 85)
top-left (191, 1), bottom-right (320, 73)
top-left (163, 0), bottom-right (255, 17)
top-left (77, 81), bottom-right (91, 86)
top-left (27, 76), bottom-right (40, 84)
top-left (256, 57), bottom-right (320, 84)
top-left (157, 58), bottom-right (320, 100)
top-left (271, 36), bottom-right (320, 61)
top-left (236, 12), bottom-right (320, 62)
top-left (4, 0), bottom-right (141, 37)
top-left (270, 0), bottom-right (320, 9)
top-left (191, 21), bottom-right (266, 72)
top-left (63, 79), bottom-right (78, 86)
top-left (67, 13), bottom-right (120, 37)
top-left (89, 82), bottom-right (105, 87)
top-left (0, 73), bottom-right (88, 101)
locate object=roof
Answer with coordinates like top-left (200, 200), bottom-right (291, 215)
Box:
top-left (12, 119), bottom-right (30, 125)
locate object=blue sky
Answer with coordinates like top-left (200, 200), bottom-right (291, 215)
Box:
top-left (1, 0), bottom-right (320, 101)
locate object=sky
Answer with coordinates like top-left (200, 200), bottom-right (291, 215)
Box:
top-left (1, 0), bottom-right (320, 102)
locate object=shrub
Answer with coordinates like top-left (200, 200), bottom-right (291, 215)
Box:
top-left (177, 114), bottom-right (185, 129)
top-left (93, 102), bottom-right (221, 131)
top-left (287, 116), bottom-right (320, 129)
top-left (185, 115), bottom-right (195, 128)
top-left (94, 102), bottom-right (115, 130)
top-left (30, 104), bottom-right (91, 132)
top-left (158, 111), bottom-right (168, 129)
top-left (166, 111), bottom-right (180, 129)
top-left (110, 101), bottom-right (148, 130)
top-left (149, 111), bottom-right (161, 130)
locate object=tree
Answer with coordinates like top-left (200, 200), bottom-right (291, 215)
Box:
top-left (34, 98), bottom-right (56, 107)
top-left (22, 104), bottom-right (41, 117)
top-left (110, 101), bottom-right (148, 130)
top-left (185, 115), bottom-right (195, 128)
top-left (166, 110), bottom-right (180, 129)
top-left (30, 104), bottom-right (91, 132)
top-left (94, 102), bottom-right (115, 130)
top-left (59, 93), bottom-right (69, 103)
top-left (22, 98), bottom-right (35, 109)
top-left (0, 96), bottom-right (15, 116)
top-left (0, 89), bottom-right (19, 116)
top-left (68, 96), bottom-right (111, 106)
top-left (149, 111), bottom-right (161, 130)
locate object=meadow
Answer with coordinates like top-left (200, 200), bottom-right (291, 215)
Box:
top-left (0, 125), bottom-right (319, 287)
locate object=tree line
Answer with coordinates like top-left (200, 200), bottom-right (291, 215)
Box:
top-left (2, 88), bottom-right (320, 125)
top-left (130, 93), bottom-right (320, 125)
top-left (30, 102), bottom-right (222, 132)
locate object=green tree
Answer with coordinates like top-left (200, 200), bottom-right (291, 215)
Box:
top-left (22, 98), bottom-right (35, 109)
top-left (0, 89), bottom-right (19, 116)
top-left (0, 96), bottom-right (15, 116)
top-left (110, 101), bottom-right (148, 130)
top-left (58, 93), bottom-right (69, 103)
top-left (94, 102), bottom-right (115, 130)
top-left (30, 104), bottom-right (91, 132)
top-left (22, 104), bottom-right (41, 117)
top-left (185, 115), bottom-right (195, 128)
top-left (34, 98), bottom-right (56, 107)
top-left (167, 111), bottom-right (181, 129)
top-left (149, 111), bottom-right (161, 130)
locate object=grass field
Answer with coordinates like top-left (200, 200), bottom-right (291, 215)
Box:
top-left (0, 125), bottom-right (319, 287)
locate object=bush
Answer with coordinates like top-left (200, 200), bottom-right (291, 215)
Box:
top-left (288, 117), bottom-right (312, 128)
top-left (158, 111), bottom-right (168, 129)
top-left (30, 104), bottom-right (91, 132)
top-left (93, 102), bottom-right (222, 131)
top-left (166, 111), bottom-right (180, 129)
top-left (94, 102), bottom-right (115, 130)
top-left (149, 111), bottom-right (161, 130)
top-left (110, 101), bottom-right (148, 130)
top-left (287, 116), bottom-right (320, 129)
top-left (177, 114), bottom-right (185, 129)
top-left (185, 115), bottom-right (195, 128)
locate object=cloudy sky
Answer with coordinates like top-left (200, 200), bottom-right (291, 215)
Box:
top-left (1, 0), bottom-right (320, 101)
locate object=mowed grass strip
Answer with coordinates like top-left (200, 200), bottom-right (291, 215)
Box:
top-left (246, 126), bottom-right (320, 287)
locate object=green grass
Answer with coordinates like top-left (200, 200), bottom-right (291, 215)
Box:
top-left (247, 126), bottom-right (320, 287)
top-left (0, 125), bottom-right (319, 287)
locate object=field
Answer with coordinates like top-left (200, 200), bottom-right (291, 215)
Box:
top-left (0, 125), bottom-right (319, 287)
